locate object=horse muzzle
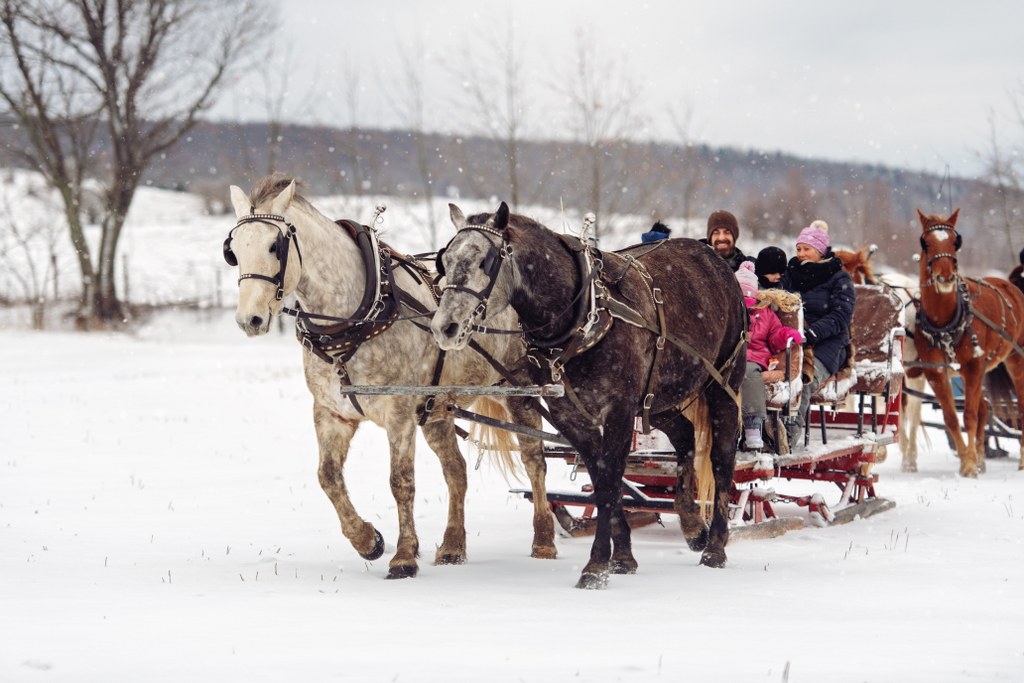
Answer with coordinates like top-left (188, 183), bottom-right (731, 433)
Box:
top-left (431, 315), bottom-right (472, 351)
top-left (236, 311), bottom-right (272, 336)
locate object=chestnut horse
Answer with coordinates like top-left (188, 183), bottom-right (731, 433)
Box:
top-left (835, 245), bottom-right (928, 471)
top-left (912, 209), bottom-right (1024, 476)
top-left (431, 203), bottom-right (747, 588)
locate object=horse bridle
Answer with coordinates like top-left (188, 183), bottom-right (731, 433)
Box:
top-left (436, 224), bottom-right (512, 341)
top-left (223, 212), bottom-right (302, 301)
top-left (919, 223), bottom-right (961, 288)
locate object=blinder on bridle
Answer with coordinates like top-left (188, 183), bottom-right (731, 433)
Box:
top-left (223, 212), bottom-right (302, 301)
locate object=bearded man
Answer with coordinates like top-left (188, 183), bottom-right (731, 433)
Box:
top-left (702, 210), bottom-right (753, 272)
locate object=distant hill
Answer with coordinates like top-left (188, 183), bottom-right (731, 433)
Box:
top-left (1, 119), bottom-right (1014, 272)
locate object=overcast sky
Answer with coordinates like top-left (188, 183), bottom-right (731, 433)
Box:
top-left (217, 1), bottom-right (1024, 177)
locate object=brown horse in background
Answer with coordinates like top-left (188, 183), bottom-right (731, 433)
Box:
top-left (836, 245), bottom-right (928, 471)
top-left (912, 209), bottom-right (1024, 476)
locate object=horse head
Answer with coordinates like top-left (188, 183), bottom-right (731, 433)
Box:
top-left (224, 176), bottom-right (304, 336)
top-left (836, 244), bottom-right (879, 285)
top-left (917, 208), bottom-right (961, 295)
top-left (431, 202), bottom-right (514, 350)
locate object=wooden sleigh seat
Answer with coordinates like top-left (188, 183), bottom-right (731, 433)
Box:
top-left (803, 283), bottom-right (905, 446)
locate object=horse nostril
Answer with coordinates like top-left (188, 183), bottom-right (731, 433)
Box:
top-left (249, 315), bottom-right (264, 329)
top-left (443, 322), bottom-right (459, 339)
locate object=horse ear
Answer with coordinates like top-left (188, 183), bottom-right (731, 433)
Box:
top-left (916, 209), bottom-right (928, 227)
top-left (269, 180), bottom-right (296, 215)
top-left (495, 201), bottom-right (510, 230)
top-left (948, 208), bottom-right (960, 226)
top-left (449, 203), bottom-right (467, 230)
top-left (229, 185), bottom-right (250, 219)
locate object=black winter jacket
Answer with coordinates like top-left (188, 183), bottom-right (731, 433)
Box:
top-left (781, 255), bottom-right (856, 376)
top-left (698, 239), bottom-right (754, 272)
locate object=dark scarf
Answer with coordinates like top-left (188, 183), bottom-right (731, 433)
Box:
top-left (787, 253), bottom-right (842, 293)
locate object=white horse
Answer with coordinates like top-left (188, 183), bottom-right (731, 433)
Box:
top-left (224, 175), bottom-right (556, 578)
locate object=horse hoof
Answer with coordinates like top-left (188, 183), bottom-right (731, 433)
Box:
top-left (434, 551), bottom-right (466, 566)
top-left (386, 564), bottom-right (418, 579)
top-left (610, 560), bottom-right (637, 575)
top-left (359, 529), bottom-right (385, 561)
top-left (531, 545), bottom-right (558, 560)
top-left (901, 462), bottom-right (917, 473)
top-left (574, 571), bottom-right (609, 590)
top-left (699, 549), bottom-right (727, 568)
top-left (685, 527), bottom-right (709, 552)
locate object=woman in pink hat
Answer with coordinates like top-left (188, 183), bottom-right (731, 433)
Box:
top-left (781, 220), bottom-right (856, 447)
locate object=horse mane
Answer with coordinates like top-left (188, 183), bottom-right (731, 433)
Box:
top-left (249, 173), bottom-right (305, 207)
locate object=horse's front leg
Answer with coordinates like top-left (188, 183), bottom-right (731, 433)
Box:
top-left (313, 406), bottom-right (385, 562)
top-left (419, 419), bottom-right (467, 565)
top-left (384, 414), bottom-right (420, 579)
top-left (924, 370), bottom-right (973, 477)
top-left (507, 397), bottom-right (557, 559)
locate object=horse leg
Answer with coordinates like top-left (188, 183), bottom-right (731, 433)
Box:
top-left (701, 383), bottom-right (741, 568)
top-left (419, 419), bottom-right (467, 566)
top-left (657, 412), bottom-right (708, 551)
top-left (960, 366), bottom-right (987, 477)
top-left (605, 415), bottom-right (639, 575)
top-left (507, 397), bottom-right (557, 559)
top-left (313, 407), bottom-right (385, 562)
top-left (555, 417), bottom-right (627, 589)
top-left (900, 375), bottom-right (925, 472)
top-left (1005, 354), bottom-right (1024, 470)
top-left (384, 415), bottom-right (420, 578)
top-left (924, 370), bottom-right (974, 477)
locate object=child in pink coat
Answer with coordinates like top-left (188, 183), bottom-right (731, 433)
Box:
top-left (736, 261), bottom-right (802, 450)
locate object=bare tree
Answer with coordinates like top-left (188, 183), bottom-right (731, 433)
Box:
top-left (555, 27), bottom-right (647, 244)
top-left (667, 99), bottom-right (705, 230)
top-left (0, 175), bottom-right (64, 328)
top-left (444, 14), bottom-right (534, 210)
top-left (385, 34), bottom-right (440, 249)
top-left (0, 0), bottom-right (272, 327)
top-left (979, 104), bottom-right (1023, 269)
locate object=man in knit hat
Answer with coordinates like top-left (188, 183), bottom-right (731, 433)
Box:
top-left (702, 209), bottom-right (753, 272)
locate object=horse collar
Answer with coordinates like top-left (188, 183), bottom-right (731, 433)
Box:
top-left (916, 278), bottom-right (974, 362)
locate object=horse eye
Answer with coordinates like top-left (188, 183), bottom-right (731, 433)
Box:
top-left (269, 242), bottom-right (278, 254)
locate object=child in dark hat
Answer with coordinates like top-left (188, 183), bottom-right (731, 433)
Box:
top-left (755, 246), bottom-right (788, 289)
top-left (641, 221), bottom-right (672, 244)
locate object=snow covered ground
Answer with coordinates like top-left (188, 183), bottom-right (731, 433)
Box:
top-left (1, 178), bottom-right (1022, 681)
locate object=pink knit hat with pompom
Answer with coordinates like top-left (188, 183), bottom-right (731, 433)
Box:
top-left (796, 219), bottom-right (830, 257)
top-left (735, 260), bottom-right (758, 299)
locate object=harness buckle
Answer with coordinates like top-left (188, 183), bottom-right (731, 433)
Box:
top-left (656, 336), bottom-right (666, 350)
top-left (652, 287), bottom-right (664, 305)
top-left (643, 393), bottom-right (655, 410)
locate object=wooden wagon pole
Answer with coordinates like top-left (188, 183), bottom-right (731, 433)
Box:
top-left (337, 384), bottom-right (565, 397)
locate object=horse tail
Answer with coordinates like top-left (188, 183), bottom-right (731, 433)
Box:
top-left (467, 397), bottom-right (522, 479)
top-left (985, 363), bottom-right (1019, 429)
top-left (681, 395), bottom-right (714, 521)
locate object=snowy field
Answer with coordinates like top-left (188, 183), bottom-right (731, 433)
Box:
top-left (2, 178), bottom-right (1023, 681)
